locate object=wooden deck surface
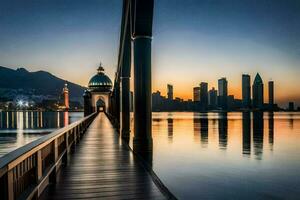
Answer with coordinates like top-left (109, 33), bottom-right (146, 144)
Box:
top-left (40, 113), bottom-right (166, 200)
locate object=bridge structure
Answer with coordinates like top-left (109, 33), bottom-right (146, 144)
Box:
top-left (0, 0), bottom-right (177, 199)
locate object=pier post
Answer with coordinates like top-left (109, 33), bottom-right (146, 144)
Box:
top-left (132, 0), bottom-right (154, 152)
top-left (120, 5), bottom-right (132, 140)
top-left (121, 77), bottom-right (130, 140)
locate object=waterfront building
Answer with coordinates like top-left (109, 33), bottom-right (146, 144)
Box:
top-left (227, 95), bottom-right (235, 110)
top-left (252, 73), bottom-right (264, 109)
top-left (200, 82), bottom-right (208, 109)
top-left (167, 84), bottom-right (173, 100)
top-left (193, 87), bottom-right (200, 102)
top-left (208, 87), bottom-right (217, 108)
top-left (218, 78), bottom-right (228, 110)
top-left (62, 82), bottom-right (69, 111)
top-left (242, 74), bottom-right (251, 108)
top-left (83, 63), bottom-right (112, 115)
top-left (269, 81), bottom-right (274, 109)
top-left (288, 102), bottom-right (295, 111)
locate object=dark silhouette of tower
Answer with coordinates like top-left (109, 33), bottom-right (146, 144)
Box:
top-left (200, 82), bottom-right (208, 110)
top-left (268, 81), bottom-right (274, 110)
top-left (218, 78), bottom-right (228, 110)
top-left (193, 87), bottom-right (200, 102)
top-left (242, 74), bottom-right (251, 108)
top-left (208, 87), bottom-right (217, 109)
top-left (252, 73), bottom-right (264, 109)
top-left (167, 84), bottom-right (173, 100)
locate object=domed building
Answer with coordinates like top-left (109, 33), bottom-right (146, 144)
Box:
top-left (83, 63), bottom-right (112, 115)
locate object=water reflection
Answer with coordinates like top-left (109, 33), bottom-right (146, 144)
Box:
top-left (200, 113), bottom-right (208, 147)
top-left (242, 112), bottom-right (251, 156)
top-left (193, 115), bottom-right (200, 141)
top-left (150, 112), bottom-right (300, 199)
top-left (253, 111), bottom-right (264, 160)
top-left (218, 112), bottom-right (228, 149)
top-left (269, 112), bottom-right (274, 151)
top-left (167, 118), bottom-right (173, 142)
top-left (0, 111), bottom-right (83, 156)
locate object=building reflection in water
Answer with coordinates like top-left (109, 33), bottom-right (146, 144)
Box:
top-left (200, 113), bottom-right (208, 147)
top-left (193, 114), bottom-right (200, 141)
top-left (167, 118), bottom-right (173, 141)
top-left (218, 112), bottom-right (228, 149)
top-left (253, 111), bottom-right (264, 160)
top-left (269, 112), bottom-right (274, 151)
top-left (64, 112), bottom-right (69, 127)
top-left (242, 112), bottom-right (251, 156)
top-left (0, 111), bottom-right (71, 130)
top-left (289, 113), bottom-right (294, 129)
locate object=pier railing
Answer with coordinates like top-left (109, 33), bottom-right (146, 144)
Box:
top-left (0, 112), bottom-right (97, 200)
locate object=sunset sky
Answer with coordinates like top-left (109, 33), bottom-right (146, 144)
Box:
top-left (0, 0), bottom-right (299, 107)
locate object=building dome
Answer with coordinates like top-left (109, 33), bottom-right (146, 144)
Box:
top-left (88, 63), bottom-right (112, 92)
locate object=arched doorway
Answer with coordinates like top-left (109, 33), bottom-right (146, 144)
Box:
top-left (96, 98), bottom-right (106, 112)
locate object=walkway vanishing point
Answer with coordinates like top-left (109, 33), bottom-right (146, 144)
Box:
top-left (40, 113), bottom-right (170, 200)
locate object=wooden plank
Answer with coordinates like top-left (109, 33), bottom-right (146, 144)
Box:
top-left (40, 113), bottom-right (167, 200)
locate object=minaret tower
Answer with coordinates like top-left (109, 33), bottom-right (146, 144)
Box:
top-left (63, 82), bottom-right (69, 111)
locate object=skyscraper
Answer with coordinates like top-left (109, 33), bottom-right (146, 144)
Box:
top-left (208, 87), bottom-right (217, 108)
top-left (218, 78), bottom-right (228, 110)
top-left (193, 87), bottom-right (200, 102)
top-left (252, 73), bottom-right (264, 109)
top-left (288, 102), bottom-right (294, 111)
top-left (200, 82), bottom-right (208, 109)
top-left (167, 84), bottom-right (173, 100)
top-left (242, 74), bottom-right (251, 108)
top-left (268, 81), bottom-right (274, 109)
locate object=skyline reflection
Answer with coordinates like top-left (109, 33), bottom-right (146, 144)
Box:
top-left (218, 112), bottom-right (228, 150)
top-left (165, 112), bottom-right (300, 160)
top-left (151, 112), bottom-right (300, 199)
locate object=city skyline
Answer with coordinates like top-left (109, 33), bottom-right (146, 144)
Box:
top-left (155, 72), bottom-right (298, 110)
top-left (1, 0), bottom-right (300, 106)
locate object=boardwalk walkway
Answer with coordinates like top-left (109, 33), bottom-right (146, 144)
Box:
top-left (40, 113), bottom-right (166, 200)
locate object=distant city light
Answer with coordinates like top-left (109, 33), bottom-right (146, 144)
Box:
top-left (17, 100), bottom-right (24, 107)
top-left (17, 100), bottom-right (29, 108)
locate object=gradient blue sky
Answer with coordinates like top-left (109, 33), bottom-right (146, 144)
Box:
top-left (0, 0), bottom-right (299, 107)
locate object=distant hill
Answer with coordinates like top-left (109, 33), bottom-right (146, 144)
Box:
top-left (0, 66), bottom-right (85, 102)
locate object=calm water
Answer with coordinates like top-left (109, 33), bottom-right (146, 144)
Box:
top-left (137, 112), bottom-right (300, 200)
top-left (0, 111), bottom-right (83, 157)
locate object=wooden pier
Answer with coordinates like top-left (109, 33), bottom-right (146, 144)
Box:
top-left (40, 113), bottom-right (167, 200)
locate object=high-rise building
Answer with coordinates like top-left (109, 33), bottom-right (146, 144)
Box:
top-left (193, 87), bottom-right (200, 102)
top-left (227, 95), bottom-right (235, 110)
top-left (200, 82), bottom-right (208, 109)
top-left (63, 82), bottom-right (69, 110)
top-left (268, 81), bottom-right (274, 109)
top-left (218, 78), bottom-right (228, 110)
top-left (242, 74), bottom-right (251, 108)
top-left (208, 87), bottom-right (217, 108)
top-left (288, 102), bottom-right (294, 111)
top-left (167, 84), bottom-right (173, 100)
top-left (252, 73), bottom-right (264, 109)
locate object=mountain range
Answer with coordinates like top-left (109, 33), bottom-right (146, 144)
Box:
top-left (0, 66), bottom-right (85, 102)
